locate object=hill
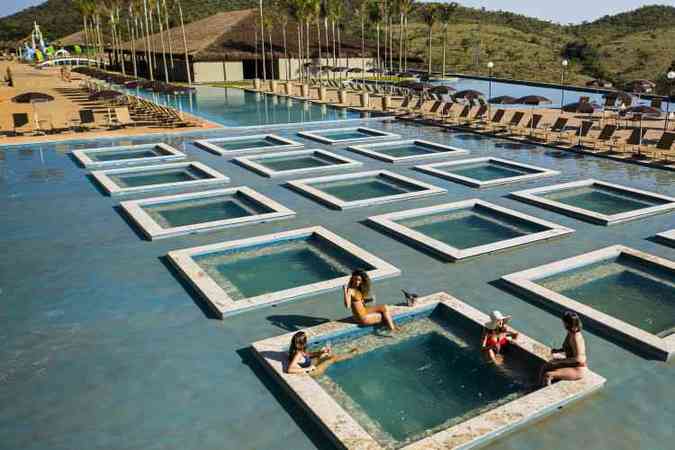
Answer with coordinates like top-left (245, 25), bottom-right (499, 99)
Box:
top-left (0, 1), bottom-right (673, 92)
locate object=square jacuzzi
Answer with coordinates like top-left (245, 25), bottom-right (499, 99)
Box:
top-left (252, 292), bottom-right (605, 450)
top-left (234, 149), bottom-right (362, 178)
top-left (194, 134), bottom-right (304, 155)
top-left (511, 179), bottom-right (675, 225)
top-left (167, 226), bottom-right (400, 318)
top-left (287, 170), bottom-right (446, 210)
top-left (655, 229), bottom-right (675, 247)
top-left (348, 139), bottom-right (469, 163)
top-left (91, 162), bottom-right (228, 196)
top-left (416, 157), bottom-right (559, 188)
top-left (368, 200), bottom-right (573, 261)
top-left (120, 187), bottom-right (295, 239)
top-left (71, 143), bottom-right (186, 168)
top-left (502, 245), bottom-right (675, 360)
top-left (297, 127), bottom-right (399, 145)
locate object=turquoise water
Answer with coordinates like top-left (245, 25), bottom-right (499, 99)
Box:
top-left (450, 164), bottom-right (530, 181)
top-left (90, 148), bottom-right (162, 162)
top-left (540, 257), bottom-right (675, 336)
top-left (215, 138), bottom-right (279, 151)
top-left (194, 236), bottom-right (371, 300)
top-left (111, 167), bottom-right (206, 188)
top-left (375, 143), bottom-right (439, 158)
top-left (543, 186), bottom-right (666, 215)
top-left (127, 86), bottom-right (360, 126)
top-left (317, 316), bottom-right (531, 448)
top-left (319, 129), bottom-right (381, 141)
top-left (317, 176), bottom-right (421, 201)
top-left (260, 155), bottom-right (337, 171)
top-left (401, 209), bottom-right (547, 249)
top-left (145, 194), bottom-right (271, 228)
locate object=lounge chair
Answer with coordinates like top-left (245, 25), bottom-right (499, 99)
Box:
top-left (493, 111), bottom-right (524, 134)
top-left (443, 105), bottom-right (471, 126)
top-left (613, 127), bottom-right (649, 155)
top-left (107, 107), bottom-right (134, 129)
top-left (478, 109), bottom-right (506, 131)
top-left (582, 124), bottom-right (618, 151)
top-left (511, 114), bottom-right (543, 137)
top-left (459, 105), bottom-right (488, 127)
top-left (533, 117), bottom-right (568, 142)
top-left (396, 98), bottom-right (426, 117)
top-left (643, 132), bottom-right (675, 161)
top-left (12, 113), bottom-right (33, 135)
top-left (78, 109), bottom-right (97, 130)
top-left (561, 120), bottom-right (594, 146)
top-left (418, 101), bottom-right (443, 120)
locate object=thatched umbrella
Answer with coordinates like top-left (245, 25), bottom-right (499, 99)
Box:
top-left (488, 95), bottom-right (517, 104)
top-left (398, 80), bottom-right (417, 88)
top-left (562, 101), bottom-right (597, 114)
top-left (347, 68), bottom-right (363, 73)
top-left (625, 79), bottom-right (656, 94)
top-left (431, 85), bottom-right (456, 95)
top-left (453, 89), bottom-right (484, 101)
top-left (411, 82), bottom-right (433, 91)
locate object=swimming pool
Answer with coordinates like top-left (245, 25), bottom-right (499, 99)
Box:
top-left (234, 149), bottom-right (362, 178)
top-left (71, 143), bottom-right (186, 168)
top-left (194, 134), bottom-right (305, 156)
top-left (253, 293), bottom-right (605, 449)
top-left (349, 139), bottom-right (469, 163)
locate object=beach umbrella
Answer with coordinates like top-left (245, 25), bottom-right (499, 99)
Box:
top-left (367, 68), bottom-right (385, 73)
top-left (12, 92), bottom-right (54, 103)
top-left (398, 72), bottom-right (417, 78)
top-left (603, 90), bottom-right (633, 107)
top-left (397, 80), bottom-right (417, 88)
top-left (488, 95), bottom-right (517, 104)
top-left (586, 79), bottom-right (613, 88)
top-left (625, 79), bottom-right (656, 93)
top-left (89, 90), bottom-right (123, 100)
top-left (347, 68), bottom-right (363, 73)
top-left (515, 95), bottom-right (552, 105)
top-left (431, 85), bottom-right (456, 94)
top-left (411, 82), bottom-right (433, 91)
top-left (453, 89), bottom-right (484, 100)
top-left (562, 101), bottom-right (597, 114)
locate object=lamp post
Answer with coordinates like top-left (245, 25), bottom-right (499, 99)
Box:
top-left (666, 70), bottom-right (675, 131)
top-left (487, 61), bottom-right (494, 119)
top-left (560, 59), bottom-right (568, 110)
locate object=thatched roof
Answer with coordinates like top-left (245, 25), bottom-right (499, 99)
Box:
top-left (118, 8), bottom-right (383, 62)
top-left (58, 30), bottom-right (85, 46)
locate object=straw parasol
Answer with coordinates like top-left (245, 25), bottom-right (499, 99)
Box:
top-left (431, 85), bottom-right (456, 95)
top-left (515, 95), bottom-right (553, 132)
top-left (488, 95), bottom-right (517, 104)
top-left (12, 92), bottom-right (54, 103)
top-left (562, 101), bottom-right (597, 114)
top-left (586, 79), bottom-right (613, 88)
top-left (453, 89), bottom-right (484, 101)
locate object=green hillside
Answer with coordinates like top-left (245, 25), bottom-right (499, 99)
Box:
top-left (0, 1), bottom-right (673, 93)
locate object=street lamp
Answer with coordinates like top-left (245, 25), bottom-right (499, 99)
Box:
top-left (666, 70), bottom-right (675, 131)
top-left (487, 61), bottom-right (494, 119)
top-left (560, 59), bottom-right (569, 109)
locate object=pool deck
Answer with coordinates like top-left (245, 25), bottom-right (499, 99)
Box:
top-left (1, 101), bottom-right (675, 450)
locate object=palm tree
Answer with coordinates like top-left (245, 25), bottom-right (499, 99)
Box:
top-left (438, 2), bottom-right (458, 78)
top-left (288, 0), bottom-right (305, 81)
top-left (74, 0), bottom-right (93, 58)
top-left (174, 0), bottom-right (191, 85)
top-left (355, 0), bottom-right (368, 84)
top-left (142, 0), bottom-right (153, 79)
top-left (258, 0), bottom-right (267, 81)
top-left (127, 1), bottom-right (139, 78)
top-left (275, 0), bottom-right (291, 80)
top-left (368, 0), bottom-right (383, 74)
top-left (162, 0), bottom-right (174, 69)
top-left (402, 0), bottom-right (414, 71)
top-left (420, 3), bottom-right (437, 75)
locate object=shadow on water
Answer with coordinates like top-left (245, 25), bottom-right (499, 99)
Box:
top-left (236, 347), bottom-right (338, 450)
top-left (646, 235), bottom-right (674, 248)
top-left (495, 142), bottom-right (539, 150)
top-left (158, 256), bottom-right (221, 320)
top-left (544, 150), bottom-right (585, 159)
top-left (85, 174), bottom-right (110, 196)
top-left (112, 205), bottom-right (147, 241)
top-left (267, 314), bottom-right (331, 332)
top-left (488, 279), bottom-right (663, 362)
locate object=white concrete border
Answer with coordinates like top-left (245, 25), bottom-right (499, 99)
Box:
top-left (501, 245), bottom-right (675, 360)
top-left (71, 143), bottom-right (186, 168)
top-left (511, 179), bottom-right (675, 225)
top-left (119, 187), bottom-right (295, 240)
top-left (193, 133), bottom-right (304, 155)
top-left (655, 229), bottom-right (675, 247)
top-left (348, 139), bottom-right (469, 164)
top-left (251, 292), bottom-right (605, 450)
top-left (233, 149), bottom-right (362, 178)
top-left (368, 200), bottom-right (574, 261)
top-left (167, 226), bottom-right (401, 318)
top-left (287, 170), bottom-right (446, 210)
top-left (416, 157), bottom-right (560, 188)
top-left (297, 126), bottom-right (400, 145)
top-left (90, 161), bottom-right (229, 197)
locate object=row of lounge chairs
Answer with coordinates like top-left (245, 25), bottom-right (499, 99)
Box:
top-left (1, 107), bottom-right (134, 137)
top-left (390, 96), bottom-right (675, 162)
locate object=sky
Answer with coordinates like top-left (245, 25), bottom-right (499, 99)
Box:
top-left (1, 0), bottom-right (674, 23)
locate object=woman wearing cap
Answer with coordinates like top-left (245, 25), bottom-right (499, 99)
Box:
top-left (344, 269), bottom-right (397, 331)
top-left (539, 311), bottom-right (587, 386)
top-left (481, 311), bottom-right (519, 362)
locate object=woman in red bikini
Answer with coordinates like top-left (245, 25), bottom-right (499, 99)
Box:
top-left (481, 310), bottom-right (519, 363)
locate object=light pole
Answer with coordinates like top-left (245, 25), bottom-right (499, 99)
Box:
top-left (487, 61), bottom-right (494, 119)
top-left (666, 70), bottom-right (675, 131)
top-left (560, 59), bottom-right (568, 110)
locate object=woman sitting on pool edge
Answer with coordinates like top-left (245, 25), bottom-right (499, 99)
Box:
top-left (344, 270), bottom-right (397, 331)
top-left (286, 331), bottom-right (357, 376)
top-left (539, 311), bottom-right (587, 386)
top-left (481, 310), bottom-right (519, 363)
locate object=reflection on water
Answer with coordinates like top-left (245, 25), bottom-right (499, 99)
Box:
top-left (495, 142), bottom-right (539, 150)
top-left (28, 168), bottom-right (65, 181)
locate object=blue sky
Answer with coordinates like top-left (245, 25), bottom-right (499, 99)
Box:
top-left (2, 0), bottom-right (673, 23)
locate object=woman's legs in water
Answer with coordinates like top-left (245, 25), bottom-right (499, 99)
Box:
top-left (310, 349), bottom-right (359, 377)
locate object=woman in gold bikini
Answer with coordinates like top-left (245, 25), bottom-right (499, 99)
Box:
top-left (540, 311), bottom-right (587, 386)
top-left (343, 270), bottom-right (397, 331)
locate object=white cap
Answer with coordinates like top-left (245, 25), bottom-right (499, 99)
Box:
top-left (485, 310), bottom-right (512, 330)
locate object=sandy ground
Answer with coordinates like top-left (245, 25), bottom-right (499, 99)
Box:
top-left (0, 61), bottom-right (219, 145)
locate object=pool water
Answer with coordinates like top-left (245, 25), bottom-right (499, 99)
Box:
top-left (215, 137), bottom-right (282, 151)
top-left (320, 129), bottom-right (381, 141)
top-left (260, 155), bottom-right (337, 171)
top-left (450, 163), bottom-right (532, 181)
top-left (542, 186), bottom-right (666, 215)
top-left (127, 86), bottom-right (360, 126)
top-left (400, 209), bottom-right (548, 249)
top-left (316, 176), bottom-right (422, 201)
top-left (375, 143), bottom-right (441, 158)
top-left (90, 148), bottom-right (162, 162)
top-left (194, 236), bottom-right (370, 300)
top-left (111, 166), bottom-right (207, 188)
top-left (540, 257), bottom-right (675, 336)
top-left (144, 194), bottom-right (272, 228)
top-left (316, 316), bottom-right (531, 448)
